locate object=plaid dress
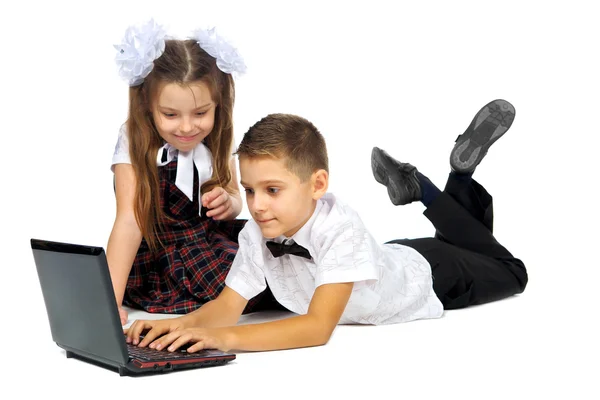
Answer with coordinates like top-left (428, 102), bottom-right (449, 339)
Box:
top-left (122, 158), bottom-right (275, 314)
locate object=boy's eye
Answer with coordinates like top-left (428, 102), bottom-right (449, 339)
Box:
top-left (267, 188), bottom-right (279, 194)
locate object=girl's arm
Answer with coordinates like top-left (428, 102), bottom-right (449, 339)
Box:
top-left (106, 163), bottom-right (143, 308)
top-left (226, 156), bottom-right (243, 219)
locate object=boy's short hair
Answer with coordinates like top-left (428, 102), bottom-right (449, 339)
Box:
top-left (235, 114), bottom-right (329, 181)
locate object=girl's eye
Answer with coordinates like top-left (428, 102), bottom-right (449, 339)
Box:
top-left (244, 188), bottom-right (254, 195)
top-left (196, 112), bottom-right (206, 116)
top-left (268, 188), bottom-right (279, 194)
top-left (162, 113), bottom-right (176, 118)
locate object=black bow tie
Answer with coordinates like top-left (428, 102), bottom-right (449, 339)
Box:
top-left (266, 240), bottom-right (312, 260)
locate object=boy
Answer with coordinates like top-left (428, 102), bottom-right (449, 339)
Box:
top-left (125, 100), bottom-right (528, 353)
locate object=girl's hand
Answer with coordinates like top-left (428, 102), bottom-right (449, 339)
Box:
top-left (202, 187), bottom-right (236, 220)
top-left (149, 327), bottom-right (234, 353)
top-left (118, 306), bottom-right (128, 326)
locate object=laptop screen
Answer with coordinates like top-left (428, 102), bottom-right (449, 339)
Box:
top-left (31, 239), bottom-right (104, 256)
top-left (31, 239), bottom-right (129, 366)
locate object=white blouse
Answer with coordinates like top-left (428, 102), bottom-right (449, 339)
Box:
top-left (111, 126), bottom-right (213, 207)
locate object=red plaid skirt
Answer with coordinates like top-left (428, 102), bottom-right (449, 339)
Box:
top-left (123, 159), bottom-right (279, 314)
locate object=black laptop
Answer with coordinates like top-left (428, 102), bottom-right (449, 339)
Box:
top-left (30, 238), bottom-right (236, 376)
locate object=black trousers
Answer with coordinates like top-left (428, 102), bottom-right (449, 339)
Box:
top-left (387, 173), bottom-right (528, 310)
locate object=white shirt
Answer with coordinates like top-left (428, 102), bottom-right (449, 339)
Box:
top-left (225, 193), bottom-right (444, 325)
top-left (111, 126), bottom-right (213, 206)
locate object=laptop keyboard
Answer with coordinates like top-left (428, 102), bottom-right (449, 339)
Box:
top-left (127, 343), bottom-right (197, 360)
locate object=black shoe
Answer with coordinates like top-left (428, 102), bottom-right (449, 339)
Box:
top-left (450, 99), bottom-right (515, 174)
top-left (371, 147), bottom-right (421, 205)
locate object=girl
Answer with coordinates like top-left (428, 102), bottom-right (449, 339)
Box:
top-left (109, 20), bottom-right (280, 325)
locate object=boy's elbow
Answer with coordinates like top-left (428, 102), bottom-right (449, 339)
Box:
top-left (316, 333), bottom-right (332, 346)
top-left (310, 318), bottom-right (338, 346)
top-left (313, 327), bottom-right (336, 347)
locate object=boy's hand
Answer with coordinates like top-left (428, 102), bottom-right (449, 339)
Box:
top-left (118, 307), bottom-right (128, 326)
top-left (202, 187), bottom-right (234, 220)
top-left (124, 317), bottom-right (189, 347)
top-left (151, 327), bottom-right (233, 353)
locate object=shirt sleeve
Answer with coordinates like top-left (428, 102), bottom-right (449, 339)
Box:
top-left (111, 125), bottom-right (131, 171)
top-left (225, 228), bottom-right (267, 300)
top-left (315, 217), bottom-right (380, 288)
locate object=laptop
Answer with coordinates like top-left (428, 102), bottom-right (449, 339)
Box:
top-left (30, 238), bottom-right (236, 376)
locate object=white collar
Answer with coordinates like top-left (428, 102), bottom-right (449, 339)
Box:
top-left (156, 142), bottom-right (213, 206)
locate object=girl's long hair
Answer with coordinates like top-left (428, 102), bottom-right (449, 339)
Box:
top-left (126, 39), bottom-right (235, 252)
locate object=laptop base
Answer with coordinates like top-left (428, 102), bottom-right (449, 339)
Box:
top-left (65, 348), bottom-right (231, 376)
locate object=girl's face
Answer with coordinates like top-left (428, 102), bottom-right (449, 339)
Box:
top-left (152, 80), bottom-right (216, 152)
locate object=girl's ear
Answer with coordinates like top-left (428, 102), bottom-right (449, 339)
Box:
top-left (311, 169), bottom-right (329, 200)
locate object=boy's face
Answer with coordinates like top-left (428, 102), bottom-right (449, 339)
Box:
top-left (239, 155), bottom-right (327, 239)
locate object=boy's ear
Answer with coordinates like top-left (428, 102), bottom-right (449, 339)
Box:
top-left (311, 169), bottom-right (329, 200)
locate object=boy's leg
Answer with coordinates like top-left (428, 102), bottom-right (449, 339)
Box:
top-left (372, 148), bottom-right (511, 259)
top-left (440, 98), bottom-right (516, 232)
top-left (381, 171), bottom-right (528, 307)
top-left (372, 98), bottom-right (517, 256)
top-left (380, 169), bottom-right (528, 308)
top-left (371, 147), bottom-right (441, 207)
top-left (431, 99), bottom-right (516, 249)
top-left (390, 237), bottom-right (526, 309)
top-left (449, 99), bottom-right (515, 174)
top-left (375, 99), bottom-right (526, 308)
top-left (439, 173), bottom-right (494, 233)
top-left (424, 190), bottom-right (512, 260)
top-left (387, 180), bottom-right (527, 309)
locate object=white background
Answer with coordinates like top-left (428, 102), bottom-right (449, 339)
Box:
top-left (1, 0), bottom-right (598, 398)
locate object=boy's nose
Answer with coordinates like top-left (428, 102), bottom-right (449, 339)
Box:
top-left (252, 193), bottom-right (268, 212)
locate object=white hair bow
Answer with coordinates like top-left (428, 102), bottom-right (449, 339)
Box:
top-left (114, 20), bottom-right (246, 86)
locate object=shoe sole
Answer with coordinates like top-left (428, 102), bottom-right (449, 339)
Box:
top-left (450, 99), bottom-right (515, 173)
top-left (371, 147), bottom-right (416, 205)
